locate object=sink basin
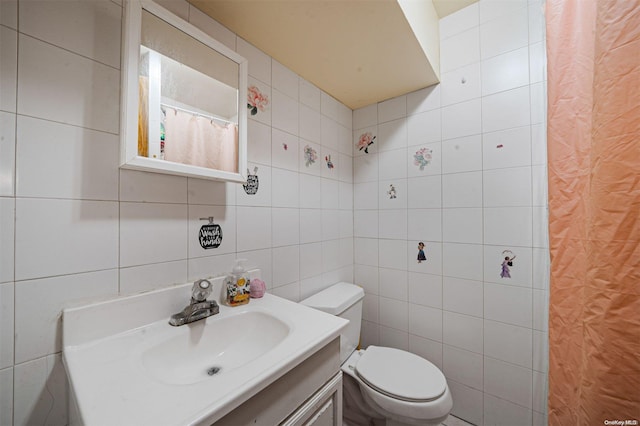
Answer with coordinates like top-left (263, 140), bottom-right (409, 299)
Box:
top-left (139, 311), bottom-right (290, 385)
top-left (62, 273), bottom-right (348, 426)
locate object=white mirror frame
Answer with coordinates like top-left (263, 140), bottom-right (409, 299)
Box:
top-left (120, 0), bottom-right (248, 182)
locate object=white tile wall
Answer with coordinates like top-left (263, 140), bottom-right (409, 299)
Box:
top-left (2, 1), bottom-right (355, 422)
top-left (353, 2), bottom-right (549, 425)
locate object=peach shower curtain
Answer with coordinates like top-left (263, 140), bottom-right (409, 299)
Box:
top-left (546, 0), bottom-right (640, 424)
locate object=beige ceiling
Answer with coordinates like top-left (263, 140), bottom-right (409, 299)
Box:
top-left (191, 0), bottom-right (477, 110)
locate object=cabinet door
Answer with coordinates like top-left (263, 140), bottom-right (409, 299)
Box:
top-left (281, 372), bottom-right (342, 426)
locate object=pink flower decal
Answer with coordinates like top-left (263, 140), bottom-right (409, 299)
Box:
top-left (413, 147), bottom-right (433, 171)
top-left (357, 132), bottom-right (376, 154)
top-left (247, 85), bottom-right (269, 115)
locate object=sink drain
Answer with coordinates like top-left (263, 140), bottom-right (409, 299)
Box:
top-left (206, 366), bottom-right (221, 376)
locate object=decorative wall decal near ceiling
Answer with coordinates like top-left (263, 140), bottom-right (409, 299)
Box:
top-left (304, 144), bottom-right (318, 167)
top-left (247, 85), bottom-right (269, 116)
top-left (387, 184), bottom-right (397, 199)
top-left (413, 147), bottom-right (433, 171)
top-left (357, 132), bottom-right (376, 154)
top-left (417, 242), bottom-right (426, 263)
top-left (500, 250), bottom-right (516, 278)
top-left (496, 144), bottom-right (504, 148)
top-left (325, 155), bottom-right (334, 169)
top-left (243, 166), bottom-right (259, 195)
top-left (282, 143), bottom-right (288, 150)
top-left (199, 216), bottom-right (223, 249)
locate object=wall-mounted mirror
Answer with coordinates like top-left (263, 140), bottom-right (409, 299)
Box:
top-left (121, 0), bottom-right (248, 182)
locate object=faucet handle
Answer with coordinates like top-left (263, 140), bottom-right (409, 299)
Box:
top-left (191, 279), bottom-right (212, 302)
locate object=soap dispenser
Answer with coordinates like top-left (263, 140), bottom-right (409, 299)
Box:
top-left (224, 259), bottom-right (250, 307)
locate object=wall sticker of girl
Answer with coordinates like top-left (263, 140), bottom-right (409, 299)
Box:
top-left (417, 242), bottom-right (426, 263)
top-left (500, 250), bottom-right (516, 278)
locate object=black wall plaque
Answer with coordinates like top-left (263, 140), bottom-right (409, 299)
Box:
top-left (199, 219), bottom-right (223, 249)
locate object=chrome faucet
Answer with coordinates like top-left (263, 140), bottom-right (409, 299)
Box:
top-left (169, 279), bottom-right (220, 326)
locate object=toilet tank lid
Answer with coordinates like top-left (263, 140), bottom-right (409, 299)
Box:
top-left (300, 282), bottom-right (364, 315)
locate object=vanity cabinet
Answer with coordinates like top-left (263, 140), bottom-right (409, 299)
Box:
top-left (213, 338), bottom-right (342, 426)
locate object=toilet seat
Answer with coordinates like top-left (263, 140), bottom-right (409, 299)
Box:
top-left (355, 346), bottom-right (447, 402)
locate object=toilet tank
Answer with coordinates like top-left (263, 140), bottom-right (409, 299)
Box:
top-left (300, 282), bottom-right (364, 363)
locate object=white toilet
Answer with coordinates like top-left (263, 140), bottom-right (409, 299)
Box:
top-left (301, 282), bottom-right (453, 426)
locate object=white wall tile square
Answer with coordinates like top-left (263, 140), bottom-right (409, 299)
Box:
top-left (409, 335), bottom-right (443, 370)
top-left (120, 260), bottom-right (187, 295)
top-left (353, 104), bottom-right (377, 131)
top-left (13, 354), bottom-right (68, 426)
top-left (408, 175), bottom-right (442, 208)
top-left (300, 275), bottom-right (323, 300)
top-left (379, 267), bottom-right (408, 301)
top-left (482, 85), bottom-right (531, 134)
top-left (0, 283), bottom-right (14, 369)
top-left (443, 345), bottom-right (483, 390)
top-left (271, 208), bottom-right (300, 247)
top-left (237, 37), bottom-right (271, 84)
top-left (271, 168), bottom-right (299, 207)
top-left (247, 119), bottom-right (272, 165)
top-left (408, 109), bottom-right (441, 146)
top-left (16, 199), bottom-right (118, 280)
top-left (154, 0), bottom-right (188, 20)
top-left (119, 202), bottom-right (187, 268)
top-left (443, 277), bottom-right (483, 318)
top-left (481, 47), bottom-right (530, 96)
top-left (18, 35), bottom-right (119, 134)
top-left (484, 282), bottom-right (532, 328)
top-left (0, 112), bottom-right (16, 196)
top-left (484, 206), bottom-right (533, 247)
top-left (484, 393), bottom-right (533, 426)
top-left (271, 89), bottom-right (298, 135)
top-left (406, 85), bottom-right (441, 115)
top-left (479, 0), bottom-right (527, 24)
top-left (300, 209), bottom-right (323, 243)
top-left (354, 210), bottom-right (378, 238)
top-left (377, 118), bottom-right (407, 152)
top-left (187, 178), bottom-right (235, 207)
top-left (442, 99), bottom-right (482, 141)
top-left (321, 209), bottom-right (340, 241)
top-left (14, 269), bottom-right (118, 363)
top-left (271, 60), bottom-right (298, 99)
top-left (188, 253), bottom-right (236, 283)
top-left (378, 149), bottom-right (408, 181)
top-left (442, 208), bottom-right (483, 244)
top-left (441, 62), bottom-right (481, 106)
top-left (442, 243), bottom-right (483, 281)
top-left (409, 303), bottom-right (442, 341)
top-left (0, 367), bottom-right (13, 426)
top-left (530, 81), bottom-right (547, 125)
top-left (529, 41), bottom-right (546, 84)
top-left (379, 179), bottom-right (407, 210)
top-left (380, 297), bottom-right (408, 331)
top-left (533, 329), bottom-right (549, 373)
top-left (448, 380), bottom-right (484, 426)
top-left (0, 198), bottom-right (14, 284)
top-left (440, 2), bottom-right (479, 40)
top-left (532, 206), bottom-right (549, 248)
top-left (321, 115), bottom-right (339, 150)
top-left (483, 125), bottom-right (532, 170)
top-left (299, 104), bottom-right (321, 144)
top-left (362, 293), bottom-right (379, 323)
top-left (443, 311), bottom-right (483, 353)
top-left (120, 170), bottom-right (186, 204)
top-left (1, 0), bottom-right (18, 29)
top-left (479, 7), bottom-right (529, 59)
top-left (299, 242), bottom-right (322, 280)
top-left (355, 264), bottom-right (379, 295)
top-left (272, 245), bottom-right (299, 286)
top-left (484, 319), bottom-right (533, 368)
top-left (484, 356), bottom-right (533, 408)
top-left (440, 27), bottom-right (481, 73)
top-left (378, 95), bottom-right (406, 123)
top-left (0, 27), bottom-right (17, 113)
top-left (408, 271), bottom-right (442, 308)
top-left (299, 79), bottom-right (320, 111)
top-left (19, 0), bottom-right (121, 68)
top-left (354, 153), bottom-right (379, 183)
top-left (408, 208), bottom-right (442, 242)
top-left (271, 129), bottom-right (299, 171)
top-left (338, 152), bottom-right (353, 183)
top-left (379, 239), bottom-right (407, 270)
top-left (236, 206), bottom-right (271, 252)
top-left (442, 135), bottom-right (483, 174)
top-left (271, 280), bottom-right (300, 301)
top-left (442, 171), bottom-right (483, 207)
top-left (321, 92), bottom-right (339, 122)
top-left (378, 326), bottom-right (408, 351)
top-left (532, 165), bottom-right (548, 207)
top-left (528, 1), bottom-right (546, 44)
top-left (483, 166), bottom-right (532, 207)
top-left (299, 173), bottom-right (322, 209)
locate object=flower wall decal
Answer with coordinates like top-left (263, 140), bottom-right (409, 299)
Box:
top-left (304, 145), bottom-right (318, 167)
top-left (414, 147), bottom-right (433, 171)
top-left (357, 132), bottom-right (376, 154)
top-left (247, 85), bottom-right (269, 116)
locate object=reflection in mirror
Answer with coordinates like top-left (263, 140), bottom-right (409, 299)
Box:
top-left (121, 0), bottom-right (247, 182)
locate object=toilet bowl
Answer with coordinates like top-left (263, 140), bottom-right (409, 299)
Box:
top-left (301, 282), bottom-right (452, 426)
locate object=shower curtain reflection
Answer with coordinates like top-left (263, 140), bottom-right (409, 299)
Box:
top-left (162, 107), bottom-right (238, 173)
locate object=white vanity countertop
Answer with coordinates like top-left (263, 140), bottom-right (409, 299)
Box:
top-left (62, 275), bottom-right (347, 426)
